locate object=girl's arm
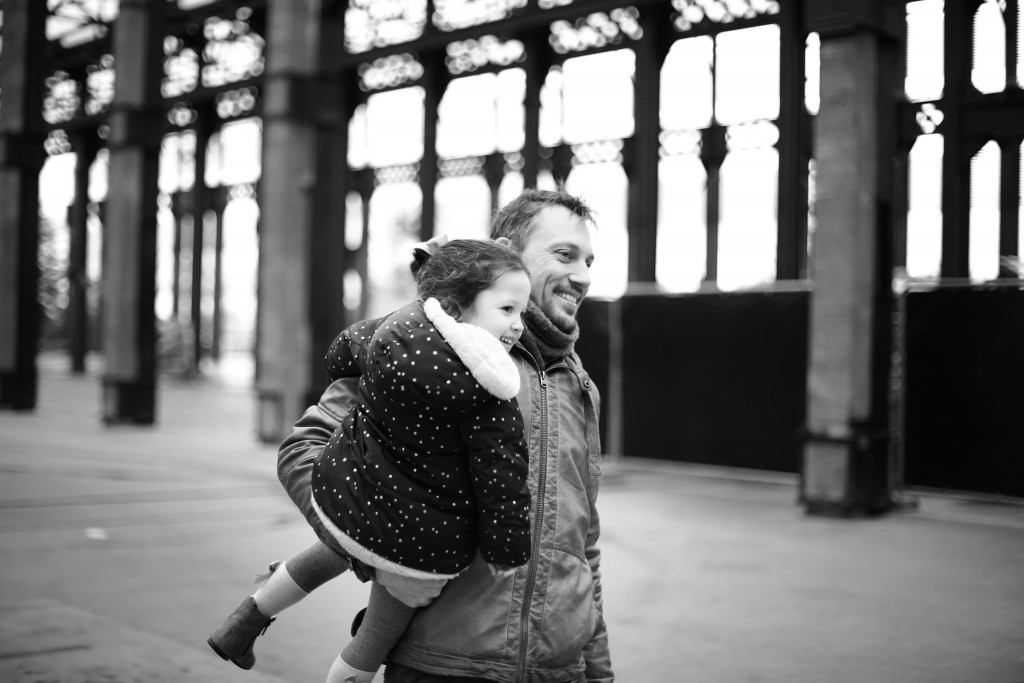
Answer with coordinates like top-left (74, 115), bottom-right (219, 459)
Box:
top-left (459, 399), bottom-right (532, 569)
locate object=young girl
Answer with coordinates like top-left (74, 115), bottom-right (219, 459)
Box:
top-left (208, 239), bottom-right (533, 682)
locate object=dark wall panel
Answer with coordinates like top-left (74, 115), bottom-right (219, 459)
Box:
top-left (579, 288), bottom-right (1024, 498)
top-left (578, 292), bottom-right (810, 474)
top-left (904, 289), bottom-right (1024, 498)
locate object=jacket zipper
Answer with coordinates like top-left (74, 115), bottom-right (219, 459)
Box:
top-left (517, 368), bottom-right (548, 683)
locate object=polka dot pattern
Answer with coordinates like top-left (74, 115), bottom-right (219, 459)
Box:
top-left (312, 301), bottom-right (531, 576)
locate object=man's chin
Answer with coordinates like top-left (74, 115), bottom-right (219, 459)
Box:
top-left (543, 302), bottom-right (579, 332)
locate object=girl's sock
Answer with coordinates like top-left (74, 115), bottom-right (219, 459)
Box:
top-left (341, 581), bottom-right (416, 673)
top-left (325, 654), bottom-right (377, 683)
top-left (251, 560), bottom-right (307, 616)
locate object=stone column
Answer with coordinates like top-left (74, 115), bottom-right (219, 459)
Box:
top-left (801, 1), bottom-right (900, 515)
top-left (0, 0), bottom-right (46, 410)
top-left (256, 0), bottom-right (323, 441)
top-left (101, 0), bottom-right (164, 423)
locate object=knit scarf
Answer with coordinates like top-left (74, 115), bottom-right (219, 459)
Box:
top-left (520, 299), bottom-right (578, 362)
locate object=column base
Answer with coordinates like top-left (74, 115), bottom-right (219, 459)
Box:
top-left (102, 379), bottom-right (156, 425)
top-left (257, 390), bottom-right (285, 444)
top-left (800, 429), bottom-right (893, 517)
top-left (0, 370), bottom-right (38, 411)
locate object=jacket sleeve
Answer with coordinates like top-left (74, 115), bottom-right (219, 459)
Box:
top-left (281, 313), bottom-right (385, 515)
top-left (325, 317), bottom-right (382, 381)
top-left (581, 479), bottom-right (613, 683)
top-left (277, 377), bottom-right (359, 531)
top-left (459, 399), bottom-right (531, 568)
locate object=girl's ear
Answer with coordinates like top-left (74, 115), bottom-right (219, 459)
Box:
top-left (442, 298), bottom-right (462, 320)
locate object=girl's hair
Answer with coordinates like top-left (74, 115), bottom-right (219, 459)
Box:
top-left (411, 239), bottom-right (528, 319)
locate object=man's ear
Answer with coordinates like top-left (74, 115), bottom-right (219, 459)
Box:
top-left (494, 236), bottom-right (513, 249)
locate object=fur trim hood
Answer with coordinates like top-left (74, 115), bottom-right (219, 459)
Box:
top-left (422, 297), bottom-right (520, 400)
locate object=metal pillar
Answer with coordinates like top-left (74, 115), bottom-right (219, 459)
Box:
top-left (68, 133), bottom-right (100, 374)
top-left (939, 0), bottom-right (976, 278)
top-left (701, 126), bottom-right (726, 283)
top-left (211, 186), bottom-right (227, 361)
top-left (101, 0), bottom-right (165, 424)
top-left (625, 6), bottom-right (669, 284)
top-left (801, 1), bottom-right (900, 515)
top-left (521, 32), bottom-right (547, 190)
top-left (777, 0), bottom-right (810, 280)
top-left (420, 51), bottom-right (444, 243)
top-left (188, 115), bottom-right (212, 374)
top-left (307, 2), bottom-right (352, 404)
top-left (0, 0), bottom-right (47, 410)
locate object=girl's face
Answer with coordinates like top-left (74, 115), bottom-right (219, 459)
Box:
top-left (459, 270), bottom-right (531, 353)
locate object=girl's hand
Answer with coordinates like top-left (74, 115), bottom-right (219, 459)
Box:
top-left (487, 563), bottom-right (519, 580)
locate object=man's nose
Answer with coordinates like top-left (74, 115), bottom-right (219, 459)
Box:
top-left (569, 261), bottom-right (591, 290)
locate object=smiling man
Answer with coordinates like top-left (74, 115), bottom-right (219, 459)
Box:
top-left (493, 193), bottom-right (595, 339)
top-left (380, 189), bottom-right (612, 683)
top-left (275, 189), bottom-right (613, 683)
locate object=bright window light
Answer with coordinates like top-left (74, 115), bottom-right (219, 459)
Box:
top-left (367, 88), bottom-right (424, 167)
top-left (906, 134), bottom-right (943, 278)
top-left (715, 24), bottom-right (780, 125)
top-left (661, 36), bottom-right (714, 131)
top-left (566, 163), bottom-right (628, 298)
top-left (905, 0), bottom-right (944, 102)
top-left (562, 50), bottom-right (635, 144)
top-left (972, 1), bottom-right (1006, 94)
top-left (969, 141), bottom-right (1001, 281)
top-left (657, 153), bottom-right (707, 292)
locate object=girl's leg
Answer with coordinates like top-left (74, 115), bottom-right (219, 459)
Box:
top-left (209, 541), bottom-right (350, 670)
top-left (253, 541), bottom-right (349, 615)
top-left (325, 581), bottom-right (417, 683)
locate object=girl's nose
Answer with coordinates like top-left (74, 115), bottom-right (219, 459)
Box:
top-left (512, 317), bottom-right (524, 331)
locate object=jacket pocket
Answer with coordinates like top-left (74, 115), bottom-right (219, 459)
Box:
top-left (403, 558), bottom-right (516, 659)
top-left (535, 548), bottom-right (599, 668)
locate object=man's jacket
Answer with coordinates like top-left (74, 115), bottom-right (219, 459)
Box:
top-left (278, 338), bottom-right (613, 683)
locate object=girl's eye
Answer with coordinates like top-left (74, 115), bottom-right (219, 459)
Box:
top-left (502, 306), bottom-right (514, 313)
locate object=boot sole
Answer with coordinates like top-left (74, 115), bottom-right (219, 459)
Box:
top-left (207, 637), bottom-right (254, 670)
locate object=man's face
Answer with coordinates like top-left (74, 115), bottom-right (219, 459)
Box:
top-left (515, 205), bottom-right (595, 332)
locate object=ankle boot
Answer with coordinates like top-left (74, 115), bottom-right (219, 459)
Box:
top-left (208, 596), bottom-right (275, 670)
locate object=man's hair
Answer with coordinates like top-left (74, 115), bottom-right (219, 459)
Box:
top-left (489, 188), bottom-right (595, 252)
top-left (411, 239), bottom-right (528, 319)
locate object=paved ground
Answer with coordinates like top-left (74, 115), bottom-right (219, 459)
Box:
top-left (1, 355), bottom-right (1022, 682)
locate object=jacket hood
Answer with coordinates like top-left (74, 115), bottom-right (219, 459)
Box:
top-left (422, 297), bottom-right (520, 400)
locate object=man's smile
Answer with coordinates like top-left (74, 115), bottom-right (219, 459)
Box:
top-left (555, 290), bottom-right (580, 305)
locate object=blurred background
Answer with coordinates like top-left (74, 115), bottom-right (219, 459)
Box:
top-left (3, 0), bottom-right (1023, 505)
top-left (1, 2), bottom-right (1024, 680)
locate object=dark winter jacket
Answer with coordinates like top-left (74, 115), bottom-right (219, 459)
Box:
top-left (278, 316), bottom-right (611, 682)
top-left (310, 298), bottom-right (531, 578)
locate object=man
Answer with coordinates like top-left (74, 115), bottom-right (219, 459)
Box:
top-left (278, 189), bottom-right (613, 683)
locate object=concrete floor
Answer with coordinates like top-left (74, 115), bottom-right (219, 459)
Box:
top-left (1, 355), bottom-right (1022, 682)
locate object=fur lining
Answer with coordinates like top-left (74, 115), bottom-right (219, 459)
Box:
top-left (311, 493), bottom-right (461, 580)
top-left (422, 298), bottom-right (520, 400)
